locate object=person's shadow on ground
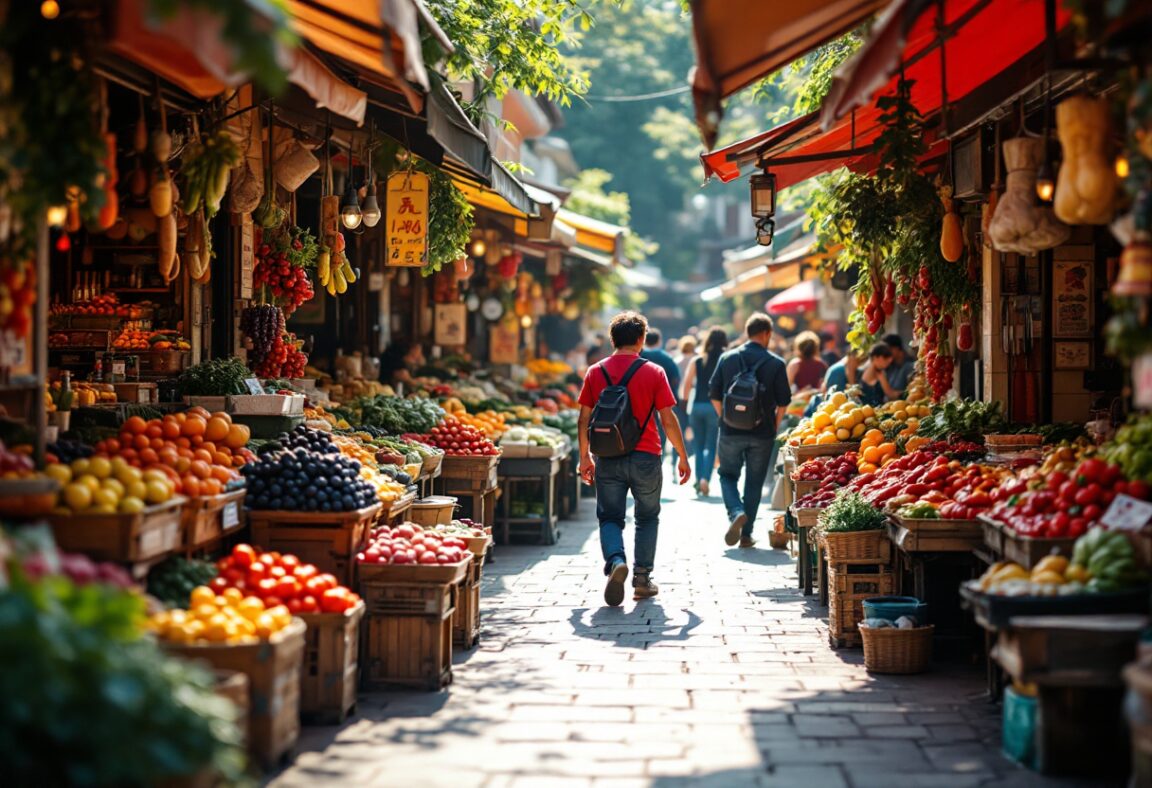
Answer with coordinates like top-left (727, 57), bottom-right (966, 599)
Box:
top-left (567, 603), bottom-right (702, 645)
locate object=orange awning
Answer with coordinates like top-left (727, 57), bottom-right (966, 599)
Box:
top-left (689, 0), bottom-right (890, 149)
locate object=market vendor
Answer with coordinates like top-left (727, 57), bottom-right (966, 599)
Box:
top-left (379, 339), bottom-right (425, 388)
top-left (857, 343), bottom-right (898, 406)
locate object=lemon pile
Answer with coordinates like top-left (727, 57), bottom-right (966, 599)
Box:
top-left (150, 586), bottom-right (293, 644)
top-left (877, 398), bottom-right (933, 439)
top-left (788, 392), bottom-right (877, 446)
top-left (46, 456), bottom-right (175, 515)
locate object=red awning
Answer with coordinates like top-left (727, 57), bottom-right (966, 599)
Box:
top-left (689, 0), bottom-right (890, 149)
top-left (701, 0), bottom-right (1071, 188)
top-left (766, 278), bottom-right (824, 315)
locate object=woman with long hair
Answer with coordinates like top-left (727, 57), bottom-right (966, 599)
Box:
top-left (680, 327), bottom-right (728, 496)
top-left (787, 330), bottom-right (828, 392)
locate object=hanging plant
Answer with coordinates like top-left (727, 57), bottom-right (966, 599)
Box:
top-left (416, 161), bottom-right (474, 276)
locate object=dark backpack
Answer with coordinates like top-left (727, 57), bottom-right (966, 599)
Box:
top-left (587, 358), bottom-right (655, 458)
top-left (722, 354), bottom-right (769, 430)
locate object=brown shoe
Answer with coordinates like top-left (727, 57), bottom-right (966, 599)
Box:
top-left (739, 536), bottom-right (757, 549)
top-left (633, 575), bottom-right (659, 599)
top-left (725, 513), bottom-right (747, 546)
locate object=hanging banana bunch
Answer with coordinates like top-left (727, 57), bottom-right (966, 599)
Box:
top-left (183, 128), bottom-right (241, 219)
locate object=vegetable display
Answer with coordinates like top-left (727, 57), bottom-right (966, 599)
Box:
top-left (349, 395), bottom-right (445, 435)
top-left (916, 399), bottom-right (1006, 442)
top-left (178, 357), bottom-right (252, 397)
top-left (358, 523), bottom-right (471, 566)
top-left (1103, 413), bottom-right (1152, 484)
top-left (422, 418), bottom-right (499, 456)
top-left (147, 557), bottom-right (219, 608)
top-left (817, 491), bottom-right (887, 533)
top-left (211, 544), bottom-right (361, 615)
top-left (976, 530), bottom-right (1147, 595)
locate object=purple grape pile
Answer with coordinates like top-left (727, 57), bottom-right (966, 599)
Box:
top-left (241, 305), bottom-right (284, 360)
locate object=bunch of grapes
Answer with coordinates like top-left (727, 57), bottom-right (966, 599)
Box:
top-left (240, 304), bottom-right (284, 359)
top-left (255, 240), bottom-right (315, 314)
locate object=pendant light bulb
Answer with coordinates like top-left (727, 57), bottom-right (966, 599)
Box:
top-left (340, 183), bottom-right (362, 230)
top-left (1035, 159), bottom-right (1055, 203)
top-left (471, 237), bottom-right (487, 257)
top-left (1116, 153), bottom-right (1131, 179)
top-left (361, 182), bottom-right (381, 227)
top-left (40, 0), bottom-right (59, 19)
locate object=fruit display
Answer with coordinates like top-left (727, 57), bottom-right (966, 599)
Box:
top-left (46, 439), bottom-right (95, 465)
top-left (147, 556), bottom-right (219, 608)
top-left (342, 395), bottom-right (445, 434)
top-left (792, 453), bottom-right (858, 496)
top-left (211, 544), bottom-right (361, 615)
top-left (112, 328), bottom-right (190, 351)
top-left (1104, 413), bottom-right (1152, 484)
top-left (986, 457), bottom-right (1150, 539)
top-left (19, 549), bottom-right (135, 589)
top-left (89, 409), bottom-right (250, 496)
top-left (358, 522), bottom-right (471, 566)
top-left (251, 222), bottom-right (319, 310)
top-left (451, 410), bottom-right (508, 440)
top-left (240, 303), bottom-right (283, 359)
top-left (56, 381), bottom-right (117, 406)
top-left (50, 292), bottom-right (150, 319)
top-left (262, 424), bottom-right (340, 456)
top-left (0, 257), bottom-right (35, 338)
top-left (429, 519), bottom-right (488, 539)
top-left (0, 441), bottom-right (36, 478)
top-left (328, 435), bottom-right (409, 504)
top-left (50, 457), bottom-right (176, 515)
top-left (499, 425), bottom-right (566, 452)
top-left (241, 447), bottom-right (378, 512)
top-left (787, 392), bottom-right (875, 446)
top-left (148, 585), bottom-right (293, 644)
top-left (181, 129), bottom-right (242, 219)
top-left (422, 417), bottom-right (499, 456)
top-left (856, 430), bottom-right (899, 474)
top-left (975, 530), bottom-right (1147, 595)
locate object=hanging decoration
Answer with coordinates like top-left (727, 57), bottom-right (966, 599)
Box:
top-left (1053, 94), bottom-right (1119, 225)
top-left (988, 137), bottom-right (1070, 254)
top-left (384, 169), bottom-right (429, 268)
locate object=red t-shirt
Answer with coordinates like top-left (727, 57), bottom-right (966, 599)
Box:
top-left (578, 353), bottom-right (676, 456)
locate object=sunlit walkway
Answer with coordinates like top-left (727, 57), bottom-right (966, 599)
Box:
top-left (271, 476), bottom-right (1077, 788)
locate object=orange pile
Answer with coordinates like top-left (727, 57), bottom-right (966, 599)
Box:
top-left (857, 429), bottom-right (898, 475)
top-left (91, 407), bottom-right (255, 497)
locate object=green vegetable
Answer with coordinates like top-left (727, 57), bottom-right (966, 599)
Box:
top-left (147, 557), bottom-right (218, 608)
top-left (177, 357), bottom-right (252, 397)
top-left (1104, 413), bottom-right (1152, 484)
top-left (898, 502), bottom-right (939, 520)
top-left (916, 400), bottom-right (1006, 442)
top-left (350, 395), bottom-right (444, 434)
top-left (818, 491), bottom-right (887, 533)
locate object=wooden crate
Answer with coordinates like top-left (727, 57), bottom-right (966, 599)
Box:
top-left (48, 497), bottom-right (185, 564)
top-left (360, 580), bottom-right (456, 690)
top-left (452, 556), bottom-right (483, 649)
top-left (827, 560), bottom-right (895, 596)
top-left (793, 442), bottom-right (859, 463)
top-left (1000, 529), bottom-right (1076, 570)
top-left (793, 479), bottom-right (822, 500)
top-left (821, 528), bottom-right (891, 563)
top-left (980, 514), bottom-right (1004, 555)
top-left (357, 555), bottom-right (471, 588)
top-left (790, 505), bottom-right (822, 529)
top-left (181, 489), bottom-right (246, 553)
top-left (298, 601), bottom-right (366, 724)
top-left (439, 454), bottom-right (499, 492)
top-left (829, 592), bottom-right (873, 648)
top-left (248, 504), bottom-right (380, 587)
top-left (165, 618), bottom-right (306, 771)
top-left (888, 515), bottom-right (983, 553)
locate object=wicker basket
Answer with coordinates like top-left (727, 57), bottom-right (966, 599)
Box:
top-left (821, 528), bottom-right (890, 563)
top-left (859, 624), bottom-right (934, 674)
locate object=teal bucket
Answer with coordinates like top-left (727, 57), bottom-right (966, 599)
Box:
top-left (862, 596), bottom-right (928, 623)
top-left (1002, 686), bottom-right (1037, 769)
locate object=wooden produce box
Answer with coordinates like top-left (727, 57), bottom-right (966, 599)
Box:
top-left (793, 478), bottom-right (821, 501)
top-left (959, 582), bottom-right (1150, 631)
top-left (439, 454), bottom-right (499, 492)
top-left (790, 505), bottom-right (823, 529)
top-left (357, 555), bottom-right (471, 587)
top-left (419, 452), bottom-right (443, 479)
top-left (165, 618), bottom-right (306, 771)
top-left (888, 515), bottom-right (983, 553)
top-left (976, 515), bottom-right (1075, 569)
top-left (452, 554), bottom-right (483, 650)
top-left (112, 382), bottom-right (157, 404)
top-left (793, 442), bottom-right (859, 463)
top-left (248, 504), bottom-right (380, 587)
top-left (181, 489), bottom-right (246, 553)
top-left (359, 578), bottom-right (457, 691)
top-left (298, 601), bottom-right (366, 724)
top-left (48, 497), bottom-right (185, 564)
top-left (230, 394), bottom-right (306, 417)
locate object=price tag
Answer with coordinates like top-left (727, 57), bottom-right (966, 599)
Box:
top-left (244, 378), bottom-right (264, 395)
top-left (222, 502), bottom-right (240, 530)
top-left (1101, 494), bottom-right (1152, 532)
top-left (1135, 354), bottom-right (1152, 409)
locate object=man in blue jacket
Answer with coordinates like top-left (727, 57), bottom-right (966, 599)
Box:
top-left (709, 313), bottom-right (791, 548)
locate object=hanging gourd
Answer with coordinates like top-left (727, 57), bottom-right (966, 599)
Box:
top-left (1054, 94), bottom-right (1118, 225)
top-left (939, 183), bottom-right (964, 262)
top-left (988, 137), bottom-right (1070, 254)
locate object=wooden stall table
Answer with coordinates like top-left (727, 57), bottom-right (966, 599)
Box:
top-left (993, 615), bottom-right (1148, 777)
top-left (434, 455), bottom-right (499, 533)
top-left (497, 451), bottom-right (562, 546)
top-left (788, 504), bottom-right (821, 596)
top-left (383, 490), bottom-right (417, 527)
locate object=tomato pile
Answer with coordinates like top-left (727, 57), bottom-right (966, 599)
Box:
top-left (794, 453), bottom-right (858, 484)
top-left (420, 418), bottom-right (499, 456)
top-left (923, 349), bottom-right (956, 402)
top-left (988, 458), bottom-right (1151, 539)
top-left (254, 238), bottom-right (314, 314)
top-left (211, 543), bottom-right (361, 614)
top-left (251, 330), bottom-right (308, 379)
top-left (358, 523), bottom-right (471, 565)
top-left (0, 260), bottom-right (35, 339)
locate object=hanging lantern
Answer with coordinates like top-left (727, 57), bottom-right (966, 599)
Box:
top-left (499, 251), bottom-right (522, 279)
top-left (750, 170), bottom-right (777, 218)
top-left (1114, 232), bottom-right (1152, 296)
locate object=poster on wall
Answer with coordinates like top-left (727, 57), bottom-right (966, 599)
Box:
top-left (384, 171), bottom-right (429, 268)
top-left (434, 303), bottom-right (467, 347)
top-left (1054, 341), bottom-right (1091, 370)
top-left (489, 320), bottom-right (519, 364)
top-left (1052, 260), bottom-right (1093, 338)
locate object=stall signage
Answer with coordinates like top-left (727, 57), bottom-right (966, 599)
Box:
top-left (385, 171), bottom-right (429, 268)
top-left (243, 378), bottom-right (264, 395)
top-left (1101, 494), bottom-right (1152, 532)
top-left (222, 502), bottom-right (240, 530)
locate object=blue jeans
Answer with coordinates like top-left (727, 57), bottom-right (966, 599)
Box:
top-left (717, 435), bottom-right (774, 538)
top-left (690, 402), bottom-right (719, 485)
top-left (594, 451), bottom-right (662, 576)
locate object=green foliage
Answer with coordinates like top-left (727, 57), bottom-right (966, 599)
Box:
top-left (755, 28), bottom-right (865, 116)
top-left (916, 399), bottom-right (1006, 441)
top-left (818, 491), bottom-right (886, 533)
top-left (423, 0), bottom-right (608, 108)
top-left (177, 357), bottom-right (252, 397)
top-left (418, 162), bottom-right (475, 275)
top-left (0, 571), bottom-right (248, 785)
top-left (0, 9), bottom-right (107, 254)
top-left (565, 169), bottom-right (632, 226)
top-left (148, 0), bottom-right (297, 94)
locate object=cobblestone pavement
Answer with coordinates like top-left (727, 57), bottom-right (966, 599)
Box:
top-left (271, 475), bottom-right (1085, 788)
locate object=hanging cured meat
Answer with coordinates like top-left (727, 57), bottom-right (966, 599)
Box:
top-left (988, 137), bottom-right (1070, 254)
top-left (1054, 95), bottom-right (1118, 225)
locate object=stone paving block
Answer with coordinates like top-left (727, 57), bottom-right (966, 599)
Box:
top-left (763, 765), bottom-right (849, 787)
top-left (506, 704), bottom-right (633, 723)
top-left (792, 714), bottom-right (862, 738)
top-left (927, 723), bottom-right (982, 741)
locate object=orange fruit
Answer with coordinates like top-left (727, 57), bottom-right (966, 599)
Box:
top-left (202, 478), bottom-right (222, 496)
top-left (193, 449), bottom-right (214, 464)
top-left (174, 456), bottom-right (192, 474)
top-left (161, 419), bottom-right (181, 440)
top-left (223, 423), bottom-right (251, 450)
top-left (211, 465), bottom-right (234, 483)
top-left (182, 476), bottom-right (202, 497)
top-left (124, 416), bottom-right (148, 435)
top-left (104, 438), bottom-right (121, 454)
top-left (862, 445), bottom-right (883, 464)
top-left (182, 416), bottom-right (206, 438)
top-left (150, 437), bottom-right (166, 451)
top-left (146, 424), bottom-right (163, 440)
top-left (133, 434), bottom-right (151, 451)
top-left (213, 451), bottom-right (232, 467)
top-left (210, 411), bottom-right (232, 426)
top-left (190, 460), bottom-right (212, 480)
top-left (205, 417), bottom-right (230, 443)
top-left (138, 448), bottom-right (159, 466)
top-left (186, 406), bottom-right (211, 420)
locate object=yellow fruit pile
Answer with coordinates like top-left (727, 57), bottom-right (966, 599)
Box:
top-left (877, 398), bottom-right (933, 439)
top-left (788, 392), bottom-right (876, 446)
top-left (49, 456), bottom-right (174, 515)
top-left (149, 586), bottom-right (293, 644)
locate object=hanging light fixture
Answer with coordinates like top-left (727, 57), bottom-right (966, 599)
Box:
top-left (470, 236), bottom-right (487, 257)
top-left (340, 141), bottom-right (362, 229)
top-left (1116, 153), bottom-right (1131, 179)
top-left (361, 126), bottom-right (381, 227)
top-left (755, 217), bottom-right (775, 247)
top-left (750, 169), bottom-right (777, 218)
top-left (1035, 77), bottom-right (1055, 203)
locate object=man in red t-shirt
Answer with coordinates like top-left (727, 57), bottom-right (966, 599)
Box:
top-left (578, 311), bottom-right (690, 607)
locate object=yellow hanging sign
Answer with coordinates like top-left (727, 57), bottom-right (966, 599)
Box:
top-left (385, 170), bottom-right (429, 267)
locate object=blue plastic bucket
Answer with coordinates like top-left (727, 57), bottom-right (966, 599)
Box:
top-left (862, 596), bottom-right (928, 623)
top-left (1002, 686), bottom-right (1037, 768)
